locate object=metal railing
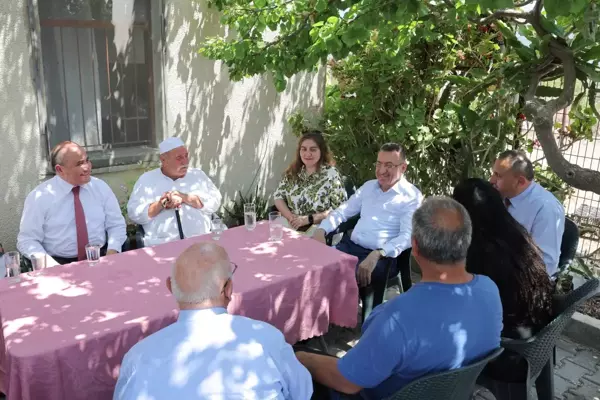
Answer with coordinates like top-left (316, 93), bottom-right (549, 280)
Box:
top-left (524, 80), bottom-right (600, 266)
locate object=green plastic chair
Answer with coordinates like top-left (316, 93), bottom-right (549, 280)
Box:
top-left (382, 348), bottom-right (504, 400)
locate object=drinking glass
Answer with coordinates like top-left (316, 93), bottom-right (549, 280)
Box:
top-left (85, 244), bottom-right (101, 266)
top-left (31, 254), bottom-right (47, 276)
top-left (211, 217), bottom-right (225, 240)
top-left (244, 203), bottom-right (257, 231)
top-left (269, 211), bottom-right (284, 241)
top-left (5, 251), bottom-right (21, 283)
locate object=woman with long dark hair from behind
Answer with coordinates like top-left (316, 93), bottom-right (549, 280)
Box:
top-left (453, 178), bottom-right (554, 382)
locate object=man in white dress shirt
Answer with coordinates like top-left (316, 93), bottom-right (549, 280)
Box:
top-left (314, 143), bottom-right (423, 318)
top-left (114, 242), bottom-right (313, 400)
top-left (17, 141), bottom-right (127, 266)
top-left (127, 137), bottom-right (222, 246)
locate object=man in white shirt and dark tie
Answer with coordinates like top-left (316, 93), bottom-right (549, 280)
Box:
top-left (114, 242), bottom-right (313, 400)
top-left (490, 150), bottom-right (565, 276)
top-left (127, 137), bottom-right (222, 246)
top-left (313, 143), bottom-right (423, 318)
top-left (17, 141), bottom-right (127, 266)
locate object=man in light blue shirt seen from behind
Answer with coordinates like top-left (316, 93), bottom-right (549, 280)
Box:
top-left (114, 242), bottom-right (312, 400)
top-left (490, 150), bottom-right (565, 276)
top-left (313, 143), bottom-right (423, 317)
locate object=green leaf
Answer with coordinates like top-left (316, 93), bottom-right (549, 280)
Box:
top-left (254, 0), bottom-right (266, 8)
top-left (446, 75), bottom-right (471, 86)
top-left (489, 0), bottom-right (514, 8)
top-left (580, 46), bottom-right (600, 62)
top-left (576, 62), bottom-right (600, 83)
top-left (539, 15), bottom-right (564, 37)
top-left (544, 0), bottom-right (563, 18)
top-left (315, 0), bottom-right (328, 13)
top-left (514, 47), bottom-right (536, 62)
top-left (570, 0), bottom-right (588, 15)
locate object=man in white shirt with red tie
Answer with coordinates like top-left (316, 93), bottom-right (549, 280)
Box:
top-left (17, 141), bottom-right (126, 266)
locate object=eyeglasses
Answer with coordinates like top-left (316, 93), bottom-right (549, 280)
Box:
top-left (374, 162), bottom-right (403, 170)
top-left (222, 262), bottom-right (238, 294)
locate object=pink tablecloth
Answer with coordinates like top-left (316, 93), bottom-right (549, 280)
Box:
top-left (0, 223), bottom-right (358, 400)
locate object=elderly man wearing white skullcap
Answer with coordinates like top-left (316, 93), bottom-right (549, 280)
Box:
top-left (127, 137), bottom-right (222, 246)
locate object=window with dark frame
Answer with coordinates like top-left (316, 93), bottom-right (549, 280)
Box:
top-left (38, 0), bottom-right (154, 151)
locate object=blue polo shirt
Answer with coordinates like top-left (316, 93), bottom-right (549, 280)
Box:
top-left (337, 275), bottom-right (503, 399)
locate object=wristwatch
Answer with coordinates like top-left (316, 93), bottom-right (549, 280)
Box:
top-left (308, 214), bottom-right (314, 225)
top-left (378, 249), bottom-right (386, 257)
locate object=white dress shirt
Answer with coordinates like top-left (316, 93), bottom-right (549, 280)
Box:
top-left (507, 181), bottom-right (565, 276)
top-left (319, 178), bottom-right (423, 258)
top-left (127, 168), bottom-right (222, 246)
top-left (114, 308), bottom-right (313, 400)
top-left (17, 175), bottom-right (127, 258)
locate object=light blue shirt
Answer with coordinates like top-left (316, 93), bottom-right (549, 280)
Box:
top-left (319, 178), bottom-right (423, 258)
top-left (114, 308), bottom-right (312, 400)
top-left (507, 181), bottom-right (565, 276)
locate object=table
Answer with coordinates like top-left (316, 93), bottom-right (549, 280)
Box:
top-left (0, 223), bottom-right (358, 400)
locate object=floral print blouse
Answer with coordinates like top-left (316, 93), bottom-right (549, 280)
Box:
top-left (273, 165), bottom-right (348, 216)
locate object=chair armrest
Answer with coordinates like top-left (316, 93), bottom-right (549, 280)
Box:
top-left (325, 216), bottom-right (359, 246)
top-left (135, 225), bottom-right (145, 249)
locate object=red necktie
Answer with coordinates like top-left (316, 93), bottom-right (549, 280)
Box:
top-left (504, 197), bottom-right (512, 208)
top-left (72, 186), bottom-right (89, 261)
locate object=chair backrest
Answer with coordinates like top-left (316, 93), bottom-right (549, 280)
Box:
top-left (384, 348), bottom-right (504, 400)
top-left (343, 176), bottom-right (356, 198)
top-left (501, 278), bottom-right (599, 382)
top-left (558, 218), bottom-right (579, 273)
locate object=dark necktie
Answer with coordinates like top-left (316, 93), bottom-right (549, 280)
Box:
top-left (72, 186), bottom-right (89, 260)
top-left (504, 197), bottom-right (512, 208)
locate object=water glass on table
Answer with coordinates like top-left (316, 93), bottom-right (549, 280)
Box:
top-left (31, 254), bottom-right (47, 276)
top-left (269, 211), bottom-right (284, 241)
top-left (85, 244), bottom-right (101, 266)
top-left (244, 203), bottom-right (257, 231)
top-left (5, 251), bottom-right (21, 283)
top-left (211, 217), bottom-right (225, 240)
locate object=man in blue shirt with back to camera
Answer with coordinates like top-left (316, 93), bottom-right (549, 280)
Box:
top-left (490, 150), bottom-right (565, 276)
top-left (297, 197), bottom-right (503, 400)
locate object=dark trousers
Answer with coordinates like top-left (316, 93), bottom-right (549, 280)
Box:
top-left (336, 235), bottom-right (411, 321)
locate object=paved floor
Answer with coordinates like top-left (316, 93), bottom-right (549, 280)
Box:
top-left (554, 337), bottom-right (600, 399)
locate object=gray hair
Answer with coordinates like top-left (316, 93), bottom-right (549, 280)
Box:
top-left (412, 197), bottom-right (472, 265)
top-left (170, 259), bottom-right (231, 303)
top-left (497, 150), bottom-right (534, 181)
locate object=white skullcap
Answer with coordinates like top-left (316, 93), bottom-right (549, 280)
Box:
top-left (159, 137), bottom-right (185, 154)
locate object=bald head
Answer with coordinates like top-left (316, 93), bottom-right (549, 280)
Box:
top-left (170, 243), bottom-right (233, 304)
top-left (50, 141), bottom-right (91, 186)
top-left (412, 197), bottom-right (472, 265)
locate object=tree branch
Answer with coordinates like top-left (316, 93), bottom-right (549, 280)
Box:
top-left (546, 41), bottom-right (576, 114)
top-left (525, 99), bottom-right (600, 193)
top-left (478, 10), bottom-right (529, 25)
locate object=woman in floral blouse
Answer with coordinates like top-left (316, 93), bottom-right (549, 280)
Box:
top-left (274, 131), bottom-right (347, 231)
